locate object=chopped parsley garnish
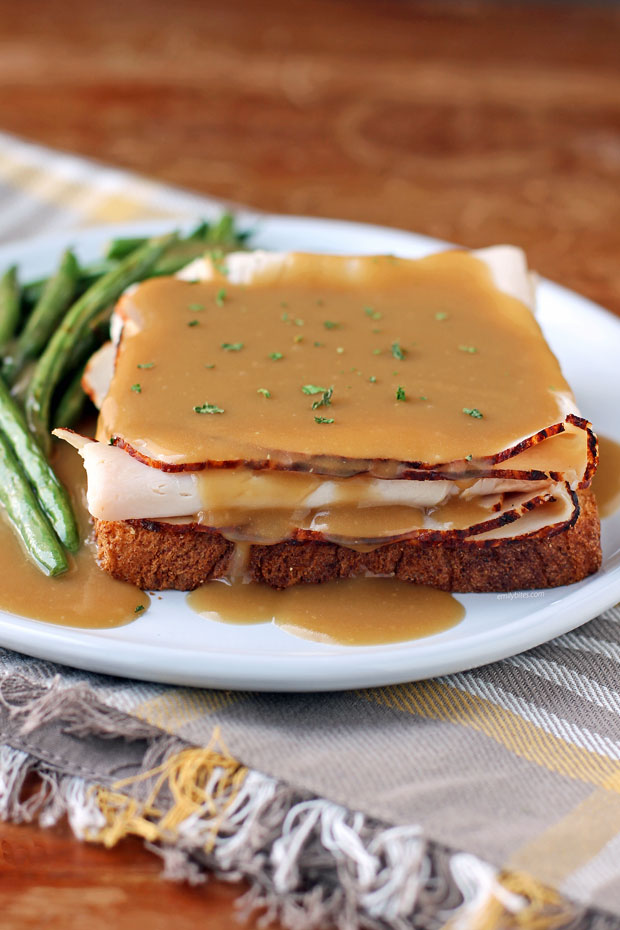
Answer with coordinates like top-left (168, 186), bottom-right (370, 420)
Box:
top-left (323, 320), bottom-right (339, 329)
top-left (463, 407), bottom-right (483, 419)
top-left (312, 387), bottom-right (333, 410)
top-left (209, 249), bottom-right (228, 276)
top-left (314, 416), bottom-right (334, 424)
top-left (391, 342), bottom-right (405, 360)
top-left (188, 320), bottom-right (199, 327)
top-left (458, 345), bottom-right (478, 354)
top-left (372, 348), bottom-right (381, 355)
top-left (269, 351), bottom-right (284, 360)
top-left (281, 311), bottom-right (290, 322)
top-left (221, 342), bottom-right (243, 352)
top-left (302, 384), bottom-right (328, 395)
top-left (131, 383), bottom-right (142, 393)
top-left (465, 454), bottom-right (473, 462)
top-left (364, 306), bottom-right (382, 320)
top-left (396, 386), bottom-right (406, 401)
top-left (137, 362), bottom-right (154, 369)
top-left (420, 394), bottom-right (428, 400)
top-left (435, 312), bottom-right (448, 321)
top-left (294, 318), bottom-right (304, 327)
top-left (369, 375), bottom-right (377, 383)
top-left (313, 341), bottom-right (324, 347)
top-left (257, 388), bottom-right (271, 398)
top-left (187, 302), bottom-right (204, 311)
top-left (215, 288), bottom-right (227, 306)
top-left (108, 437), bottom-right (115, 446)
top-left (193, 402), bottom-right (225, 414)
top-left (205, 363), bottom-right (216, 369)
top-left (134, 605), bottom-right (145, 613)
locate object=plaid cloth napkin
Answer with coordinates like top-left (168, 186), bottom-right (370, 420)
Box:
top-left (0, 131), bottom-right (619, 930)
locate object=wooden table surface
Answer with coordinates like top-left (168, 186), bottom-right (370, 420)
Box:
top-left (0, 0), bottom-right (619, 927)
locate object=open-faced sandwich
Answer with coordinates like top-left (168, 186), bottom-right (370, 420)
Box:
top-left (56, 246), bottom-right (601, 592)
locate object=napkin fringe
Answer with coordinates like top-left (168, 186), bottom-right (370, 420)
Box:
top-left (0, 677), bottom-right (605, 930)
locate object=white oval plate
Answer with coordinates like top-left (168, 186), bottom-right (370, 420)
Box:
top-left (0, 214), bottom-right (619, 691)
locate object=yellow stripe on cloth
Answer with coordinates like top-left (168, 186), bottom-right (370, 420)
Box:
top-left (133, 688), bottom-right (241, 732)
top-left (507, 786), bottom-right (620, 889)
top-left (360, 681), bottom-right (620, 791)
top-left (82, 191), bottom-right (174, 225)
top-left (92, 728), bottom-right (247, 852)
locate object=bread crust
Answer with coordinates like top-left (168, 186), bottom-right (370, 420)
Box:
top-left (94, 489), bottom-right (601, 592)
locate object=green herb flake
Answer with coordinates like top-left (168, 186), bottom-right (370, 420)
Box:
top-left (314, 416), bottom-right (334, 424)
top-left (312, 387), bottom-right (333, 410)
top-left (465, 454), bottom-right (473, 462)
top-left (302, 384), bottom-right (328, 395)
top-left (281, 311), bottom-right (290, 322)
top-left (280, 301), bottom-right (289, 309)
top-left (137, 362), bottom-right (154, 370)
top-left (134, 605), bottom-right (145, 613)
top-left (435, 312), bottom-right (448, 321)
top-left (188, 320), bottom-right (199, 327)
top-left (193, 402), bottom-right (225, 415)
top-left (131, 383), bottom-right (142, 394)
top-left (396, 386), bottom-right (406, 401)
top-left (313, 341), bottom-right (324, 347)
top-left (221, 342), bottom-right (244, 352)
top-left (215, 288), bottom-right (227, 307)
top-left (257, 388), bottom-right (271, 399)
top-left (391, 342), bottom-right (405, 361)
top-left (420, 394), bottom-right (428, 401)
top-left (294, 318), bottom-right (304, 327)
top-left (323, 320), bottom-right (339, 330)
top-left (463, 407), bottom-right (483, 419)
top-left (108, 437), bottom-right (115, 446)
top-left (204, 363), bottom-right (216, 369)
top-left (458, 345), bottom-right (478, 354)
top-left (187, 302), bottom-right (204, 312)
top-left (269, 351), bottom-right (284, 360)
top-left (294, 334), bottom-right (304, 343)
top-left (364, 306), bottom-right (382, 320)
top-left (372, 348), bottom-right (381, 356)
top-left (369, 375), bottom-right (377, 383)
top-left (209, 249), bottom-right (229, 276)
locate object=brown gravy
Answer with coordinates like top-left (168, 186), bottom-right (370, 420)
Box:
top-left (186, 577), bottom-right (465, 646)
top-left (593, 435), bottom-right (620, 518)
top-left (100, 251), bottom-right (576, 468)
top-left (0, 438), bottom-right (149, 629)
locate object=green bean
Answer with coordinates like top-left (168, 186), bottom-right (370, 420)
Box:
top-left (4, 249), bottom-right (79, 385)
top-left (22, 260), bottom-right (118, 308)
top-left (0, 430), bottom-right (68, 576)
top-left (104, 219), bottom-right (211, 262)
top-left (0, 265), bottom-right (20, 349)
top-left (25, 233), bottom-right (177, 453)
top-left (0, 376), bottom-right (79, 551)
top-left (54, 366), bottom-right (88, 429)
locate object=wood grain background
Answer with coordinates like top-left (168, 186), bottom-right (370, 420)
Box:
top-left (0, 1), bottom-right (619, 927)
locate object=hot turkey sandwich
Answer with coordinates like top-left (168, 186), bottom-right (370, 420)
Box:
top-left (55, 246), bottom-right (601, 590)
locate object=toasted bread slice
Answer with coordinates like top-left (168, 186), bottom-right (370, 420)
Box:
top-left (94, 489), bottom-right (601, 592)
